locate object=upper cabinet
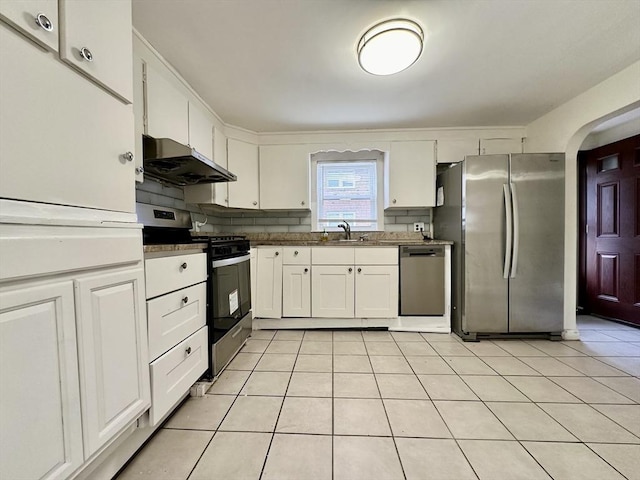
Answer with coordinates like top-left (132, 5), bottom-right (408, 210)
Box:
top-left (437, 138), bottom-right (479, 164)
top-left (228, 138), bottom-right (260, 209)
top-left (0, 0), bottom-right (59, 52)
top-left (259, 144), bottom-right (310, 210)
top-left (480, 137), bottom-right (523, 155)
top-left (144, 63), bottom-right (189, 145)
top-left (385, 140), bottom-right (436, 208)
top-left (58, 0), bottom-right (133, 104)
top-left (183, 128), bottom-right (229, 207)
top-left (188, 102), bottom-right (214, 160)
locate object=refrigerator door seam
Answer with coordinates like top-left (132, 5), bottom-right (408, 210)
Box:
top-left (503, 183), bottom-right (513, 279)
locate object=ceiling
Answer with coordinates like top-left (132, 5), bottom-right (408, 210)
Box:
top-left (132, 0), bottom-right (640, 133)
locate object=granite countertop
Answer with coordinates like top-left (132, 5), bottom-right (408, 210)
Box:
top-left (143, 243), bottom-right (208, 254)
top-left (250, 239), bottom-right (452, 246)
top-left (232, 232), bottom-right (453, 246)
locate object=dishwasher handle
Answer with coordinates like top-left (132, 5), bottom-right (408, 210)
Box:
top-left (400, 246), bottom-right (445, 258)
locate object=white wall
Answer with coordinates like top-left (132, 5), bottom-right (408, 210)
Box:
top-left (524, 61), bottom-right (640, 338)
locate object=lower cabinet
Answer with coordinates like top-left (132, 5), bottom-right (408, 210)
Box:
top-left (74, 268), bottom-right (150, 457)
top-left (354, 265), bottom-right (399, 318)
top-left (282, 265), bottom-right (311, 317)
top-left (0, 281), bottom-right (83, 480)
top-left (311, 265), bottom-right (355, 317)
top-left (254, 247), bottom-right (283, 318)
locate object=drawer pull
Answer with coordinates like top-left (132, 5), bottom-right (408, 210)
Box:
top-left (79, 47), bottom-right (93, 62)
top-left (35, 13), bottom-right (53, 32)
top-left (180, 262), bottom-right (188, 270)
top-left (348, 267), bottom-right (353, 273)
top-left (304, 268), bottom-right (309, 273)
top-left (185, 346), bottom-right (192, 355)
top-left (231, 324), bottom-right (243, 338)
top-left (294, 250), bottom-right (298, 256)
top-left (357, 268), bottom-right (362, 273)
top-left (275, 252), bottom-right (279, 256)
top-left (182, 296), bottom-right (189, 304)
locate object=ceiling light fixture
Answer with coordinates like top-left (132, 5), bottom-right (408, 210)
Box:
top-left (357, 18), bottom-right (424, 76)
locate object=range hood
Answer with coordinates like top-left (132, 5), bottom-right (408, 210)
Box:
top-left (142, 135), bottom-right (237, 186)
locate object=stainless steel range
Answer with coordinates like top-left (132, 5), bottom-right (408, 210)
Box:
top-left (137, 203), bottom-right (252, 379)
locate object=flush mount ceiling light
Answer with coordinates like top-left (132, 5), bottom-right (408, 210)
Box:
top-left (357, 18), bottom-right (424, 75)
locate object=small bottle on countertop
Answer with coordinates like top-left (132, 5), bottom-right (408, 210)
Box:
top-left (321, 229), bottom-right (328, 242)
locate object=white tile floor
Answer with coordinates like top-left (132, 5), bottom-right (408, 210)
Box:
top-left (117, 316), bottom-right (640, 480)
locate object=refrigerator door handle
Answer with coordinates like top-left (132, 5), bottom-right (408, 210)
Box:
top-left (503, 184), bottom-right (513, 279)
top-left (510, 182), bottom-right (520, 278)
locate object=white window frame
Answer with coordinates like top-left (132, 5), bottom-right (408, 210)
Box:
top-left (311, 150), bottom-right (385, 232)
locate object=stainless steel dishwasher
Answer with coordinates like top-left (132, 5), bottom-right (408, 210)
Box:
top-left (399, 245), bottom-right (445, 315)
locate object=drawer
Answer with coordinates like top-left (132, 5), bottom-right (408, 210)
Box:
top-left (147, 282), bottom-right (207, 361)
top-left (312, 247), bottom-right (354, 265)
top-left (145, 253), bottom-right (207, 298)
top-left (282, 247), bottom-right (311, 265)
top-left (355, 247), bottom-right (398, 265)
top-left (149, 326), bottom-right (208, 426)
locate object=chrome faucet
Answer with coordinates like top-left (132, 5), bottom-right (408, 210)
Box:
top-left (338, 220), bottom-right (351, 240)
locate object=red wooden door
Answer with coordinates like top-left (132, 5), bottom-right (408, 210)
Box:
top-left (584, 134), bottom-right (640, 325)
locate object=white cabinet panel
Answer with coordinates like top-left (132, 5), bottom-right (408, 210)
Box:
top-left (312, 247), bottom-right (354, 265)
top-left (149, 326), bottom-right (208, 426)
top-left (386, 141), bottom-right (436, 208)
top-left (282, 265), bottom-right (311, 317)
top-left (355, 265), bottom-right (398, 318)
top-left (147, 282), bottom-right (207, 361)
top-left (0, 0), bottom-right (58, 52)
top-left (311, 265), bottom-right (354, 318)
top-left (282, 247), bottom-right (311, 265)
top-left (480, 138), bottom-right (523, 155)
top-left (144, 253), bottom-right (207, 299)
top-left (183, 128), bottom-right (229, 207)
top-left (259, 144), bottom-right (310, 209)
top-left (0, 281), bottom-right (83, 480)
top-left (437, 138), bottom-right (479, 163)
top-left (354, 247), bottom-right (398, 265)
top-left (0, 25), bottom-right (136, 213)
top-left (75, 268), bottom-right (150, 456)
top-left (59, 0), bottom-right (133, 103)
top-left (228, 138), bottom-right (260, 209)
top-left (145, 63), bottom-right (189, 145)
top-left (254, 247), bottom-right (282, 318)
top-left (188, 101), bottom-right (214, 159)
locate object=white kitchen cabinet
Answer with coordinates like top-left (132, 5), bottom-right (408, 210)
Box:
top-left (132, 53), bottom-right (145, 183)
top-left (480, 138), bottom-right (523, 154)
top-left (282, 266), bottom-right (311, 317)
top-left (74, 267), bottom-right (150, 457)
top-left (254, 247), bottom-right (283, 318)
top-left (228, 138), bottom-right (260, 209)
top-left (58, 0), bottom-right (133, 104)
top-left (0, 0), bottom-right (59, 52)
top-left (188, 101), bottom-right (214, 159)
top-left (259, 144), bottom-right (310, 209)
top-left (311, 265), bottom-right (355, 318)
top-left (355, 265), bottom-right (398, 318)
top-left (184, 127), bottom-right (229, 207)
top-left (437, 138), bottom-right (479, 163)
top-left (386, 141), bottom-right (436, 208)
top-left (250, 248), bottom-right (257, 315)
top-left (144, 62), bottom-right (189, 145)
top-left (144, 253), bottom-right (207, 299)
top-left (0, 23), bottom-right (136, 214)
top-left (0, 281), bottom-right (83, 480)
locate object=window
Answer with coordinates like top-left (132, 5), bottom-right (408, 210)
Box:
top-left (311, 151), bottom-right (384, 231)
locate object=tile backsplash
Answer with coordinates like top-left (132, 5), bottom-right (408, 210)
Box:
top-left (136, 180), bottom-right (431, 234)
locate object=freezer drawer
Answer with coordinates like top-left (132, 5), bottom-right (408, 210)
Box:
top-left (399, 246), bottom-right (445, 315)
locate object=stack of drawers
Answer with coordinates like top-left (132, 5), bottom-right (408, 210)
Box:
top-left (144, 252), bottom-right (208, 425)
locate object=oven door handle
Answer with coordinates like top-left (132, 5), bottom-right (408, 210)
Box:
top-left (211, 253), bottom-right (250, 268)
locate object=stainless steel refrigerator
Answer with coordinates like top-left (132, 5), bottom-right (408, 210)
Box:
top-left (433, 154), bottom-right (564, 340)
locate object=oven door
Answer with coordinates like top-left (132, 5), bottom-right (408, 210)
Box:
top-left (210, 253), bottom-right (251, 343)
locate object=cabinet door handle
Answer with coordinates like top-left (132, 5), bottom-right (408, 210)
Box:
top-left (185, 346), bottom-right (192, 355)
top-left (294, 250), bottom-right (298, 256)
top-left (181, 262), bottom-right (188, 270)
top-left (304, 268), bottom-right (309, 273)
top-left (392, 199), bottom-right (397, 204)
top-left (121, 151), bottom-right (134, 162)
top-left (182, 296), bottom-right (189, 304)
top-left (301, 201), bottom-right (305, 206)
top-left (252, 201), bottom-right (257, 206)
top-left (34, 13), bottom-right (53, 32)
top-left (79, 47), bottom-right (93, 62)
top-left (274, 251), bottom-right (279, 256)
top-left (135, 166), bottom-right (144, 174)
top-left (348, 267), bottom-right (353, 273)
top-left (357, 268), bottom-right (362, 273)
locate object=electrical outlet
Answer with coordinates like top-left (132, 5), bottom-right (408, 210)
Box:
top-left (413, 222), bottom-right (425, 232)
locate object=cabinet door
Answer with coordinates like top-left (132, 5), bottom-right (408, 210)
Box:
top-left (480, 138), bottom-right (522, 155)
top-left (437, 138), bottom-right (479, 163)
top-left (133, 53), bottom-right (145, 183)
top-left (188, 101), bottom-right (214, 159)
top-left (145, 63), bottom-right (189, 145)
top-left (183, 127), bottom-right (228, 207)
top-left (355, 266), bottom-right (399, 318)
top-left (0, 25), bottom-right (136, 213)
top-left (0, 0), bottom-right (58, 52)
top-left (387, 141), bottom-right (436, 208)
top-left (0, 281), bottom-right (83, 480)
top-left (75, 268), bottom-right (150, 456)
top-left (228, 138), bottom-right (260, 209)
top-left (59, 0), bottom-right (133, 103)
top-left (311, 265), bottom-right (354, 318)
top-left (282, 265), bottom-right (311, 317)
top-left (254, 248), bottom-right (282, 318)
top-left (259, 145), bottom-right (310, 209)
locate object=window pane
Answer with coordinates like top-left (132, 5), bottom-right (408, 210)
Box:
top-left (598, 155), bottom-right (619, 172)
